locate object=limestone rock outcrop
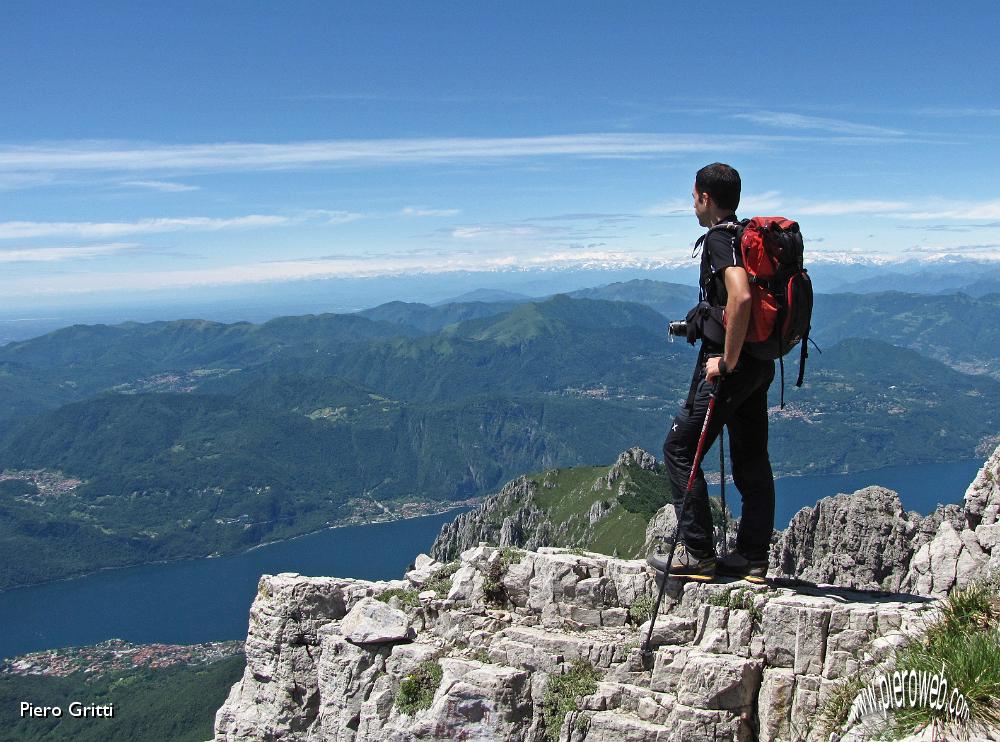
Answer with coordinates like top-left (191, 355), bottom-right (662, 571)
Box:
top-left (902, 442), bottom-right (1000, 596)
top-left (431, 476), bottom-right (554, 562)
top-left (215, 548), bottom-right (938, 742)
top-left (770, 486), bottom-right (953, 592)
top-left (215, 443), bottom-right (1000, 741)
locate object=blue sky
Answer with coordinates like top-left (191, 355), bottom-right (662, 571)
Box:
top-left (2, 1), bottom-right (999, 304)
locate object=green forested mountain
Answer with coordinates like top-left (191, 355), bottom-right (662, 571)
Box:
top-left (0, 655), bottom-right (244, 742)
top-left (0, 291), bottom-right (997, 589)
top-left (810, 291), bottom-right (1000, 372)
top-left (0, 313), bottom-right (419, 427)
top-left (357, 299), bottom-right (522, 333)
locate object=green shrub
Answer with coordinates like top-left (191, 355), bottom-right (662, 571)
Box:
top-left (707, 587), bottom-right (762, 624)
top-left (395, 659), bottom-right (443, 715)
top-left (483, 547), bottom-right (524, 605)
top-left (542, 659), bottom-right (600, 742)
top-left (422, 561), bottom-right (460, 597)
top-left (627, 594), bottom-right (655, 626)
top-left (376, 587), bottom-right (419, 609)
top-left (469, 648), bottom-right (490, 664)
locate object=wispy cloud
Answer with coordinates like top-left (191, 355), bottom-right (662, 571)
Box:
top-left (121, 180), bottom-right (200, 192)
top-left (0, 215), bottom-right (289, 240)
top-left (400, 206), bottom-right (461, 217)
top-left (733, 111), bottom-right (905, 137)
top-left (0, 249), bottom-right (696, 296)
top-left (451, 225), bottom-right (542, 240)
top-left (300, 209), bottom-right (367, 225)
top-left (646, 190), bottom-right (784, 217)
top-left (0, 172), bottom-right (59, 190)
top-left (0, 134), bottom-right (793, 176)
top-left (887, 200), bottom-right (1000, 220)
top-left (0, 243), bottom-right (138, 262)
top-left (914, 106), bottom-right (1000, 118)
top-left (796, 199), bottom-right (912, 216)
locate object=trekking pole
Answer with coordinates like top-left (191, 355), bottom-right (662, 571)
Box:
top-left (641, 378), bottom-right (720, 655)
top-left (719, 431), bottom-right (728, 556)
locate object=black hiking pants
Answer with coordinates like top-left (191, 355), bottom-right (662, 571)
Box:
top-left (662, 353), bottom-right (776, 560)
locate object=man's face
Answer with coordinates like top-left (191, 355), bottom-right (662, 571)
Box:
top-left (692, 184), bottom-right (711, 227)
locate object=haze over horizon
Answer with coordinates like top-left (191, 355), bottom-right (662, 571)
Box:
top-left (3, 2), bottom-right (999, 311)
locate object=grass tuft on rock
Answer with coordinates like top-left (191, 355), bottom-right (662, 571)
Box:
top-left (483, 547), bottom-right (524, 605)
top-left (422, 561), bottom-right (460, 597)
top-left (376, 587), bottom-right (419, 609)
top-left (889, 574), bottom-right (1000, 738)
top-left (395, 658), bottom-right (443, 715)
top-left (627, 594), bottom-right (655, 626)
top-left (821, 572), bottom-right (1000, 739)
top-left (707, 587), bottom-right (763, 624)
top-left (541, 659), bottom-right (600, 742)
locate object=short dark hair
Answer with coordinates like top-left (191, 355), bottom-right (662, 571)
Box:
top-left (695, 163), bottom-right (741, 211)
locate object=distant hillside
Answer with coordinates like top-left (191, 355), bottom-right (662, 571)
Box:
top-left (433, 288), bottom-right (532, 304)
top-left (565, 278), bottom-right (696, 320)
top-left (0, 654), bottom-right (243, 742)
top-left (2, 293), bottom-right (999, 589)
top-left (357, 299), bottom-right (521, 333)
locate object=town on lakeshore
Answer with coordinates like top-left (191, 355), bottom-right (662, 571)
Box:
top-left (1, 639), bottom-right (244, 678)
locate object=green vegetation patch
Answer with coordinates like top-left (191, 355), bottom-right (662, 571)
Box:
top-left (889, 575), bottom-right (1000, 737)
top-left (395, 658), bottom-right (443, 715)
top-left (627, 594), bottom-right (655, 626)
top-left (822, 573), bottom-right (1000, 739)
top-left (707, 587), bottom-right (763, 624)
top-left (422, 561), bottom-right (460, 597)
top-left (483, 547), bottom-right (524, 605)
top-left (542, 659), bottom-right (601, 742)
top-left (375, 587), bottom-right (419, 609)
top-left (0, 655), bottom-right (245, 742)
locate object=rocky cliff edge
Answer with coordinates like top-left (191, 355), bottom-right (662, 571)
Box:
top-left (213, 444), bottom-right (1000, 742)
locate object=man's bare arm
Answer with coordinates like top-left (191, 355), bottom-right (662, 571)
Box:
top-left (706, 266), bottom-right (752, 381)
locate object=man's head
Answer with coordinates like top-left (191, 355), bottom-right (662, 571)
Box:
top-left (693, 163), bottom-right (741, 227)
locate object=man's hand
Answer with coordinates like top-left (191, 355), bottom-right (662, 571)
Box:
top-left (706, 355), bottom-right (724, 382)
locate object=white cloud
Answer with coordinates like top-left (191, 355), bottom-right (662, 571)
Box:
top-left (451, 225), bottom-right (541, 240)
top-left (733, 111), bottom-right (905, 137)
top-left (0, 249), bottom-right (692, 296)
top-left (300, 209), bottom-right (366, 225)
top-left (122, 180), bottom-right (200, 192)
top-left (400, 206), bottom-right (461, 217)
top-left (887, 200), bottom-right (1000, 221)
top-left (0, 215), bottom-right (290, 240)
top-left (914, 106), bottom-right (1000, 118)
top-left (795, 199), bottom-right (912, 216)
top-left (646, 190), bottom-right (783, 217)
top-left (0, 172), bottom-right (58, 190)
top-left (0, 243), bottom-right (138, 262)
top-left (0, 134), bottom-right (780, 175)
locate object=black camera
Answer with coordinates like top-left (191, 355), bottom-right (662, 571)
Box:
top-left (668, 320), bottom-right (688, 337)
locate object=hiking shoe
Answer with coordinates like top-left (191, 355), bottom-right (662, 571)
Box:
top-left (716, 551), bottom-right (768, 584)
top-left (646, 544), bottom-right (716, 581)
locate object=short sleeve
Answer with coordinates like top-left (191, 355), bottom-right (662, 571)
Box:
top-left (703, 230), bottom-right (740, 276)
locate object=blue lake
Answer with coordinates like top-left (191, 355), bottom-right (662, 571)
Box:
top-left (716, 459), bottom-right (982, 529)
top-left (0, 510), bottom-right (466, 660)
top-left (0, 458), bottom-right (983, 660)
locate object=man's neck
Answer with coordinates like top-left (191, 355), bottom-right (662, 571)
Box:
top-left (708, 212), bottom-right (737, 227)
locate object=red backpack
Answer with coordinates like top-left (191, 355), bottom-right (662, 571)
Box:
top-left (703, 217), bottom-right (814, 404)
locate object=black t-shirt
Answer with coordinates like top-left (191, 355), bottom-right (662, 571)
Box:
top-left (698, 214), bottom-right (742, 307)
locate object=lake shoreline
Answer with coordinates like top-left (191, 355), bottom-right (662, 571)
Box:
top-left (2, 456), bottom-right (985, 595)
top-left (0, 500), bottom-right (479, 595)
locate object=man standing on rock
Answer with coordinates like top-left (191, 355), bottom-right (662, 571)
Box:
top-left (650, 163), bottom-right (775, 583)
